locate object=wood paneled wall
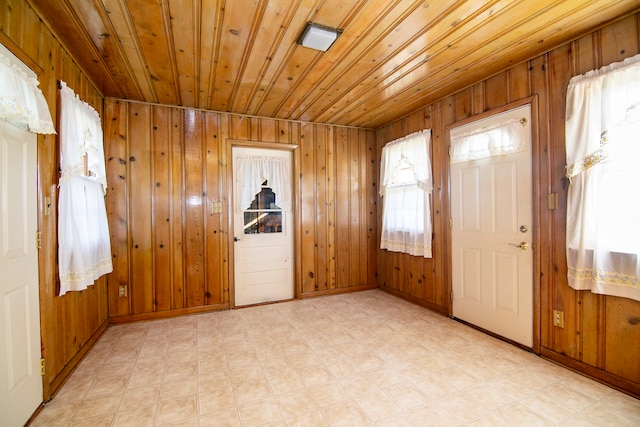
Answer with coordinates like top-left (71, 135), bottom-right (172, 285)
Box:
top-left (104, 100), bottom-right (378, 320)
top-left (1, 0), bottom-right (108, 400)
top-left (377, 13), bottom-right (640, 397)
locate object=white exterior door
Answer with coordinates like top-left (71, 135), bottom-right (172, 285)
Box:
top-left (0, 120), bottom-right (43, 426)
top-left (233, 147), bottom-right (293, 306)
top-left (451, 104), bottom-right (533, 347)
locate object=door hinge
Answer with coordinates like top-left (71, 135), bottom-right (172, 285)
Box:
top-left (449, 218), bottom-right (453, 229)
top-left (547, 192), bottom-right (558, 210)
top-left (36, 231), bottom-right (42, 249)
top-left (450, 289), bottom-right (454, 302)
top-left (40, 358), bottom-right (45, 376)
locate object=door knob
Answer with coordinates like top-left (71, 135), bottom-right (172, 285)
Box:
top-left (509, 242), bottom-right (529, 250)
top-left (234, 237), bottom-right (241, 242)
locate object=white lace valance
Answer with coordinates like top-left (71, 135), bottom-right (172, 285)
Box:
top-left (235, 155), bottom-right (291, 213)
top-left (450, 117), bottom-right (526, 164)
top-left (0, 50), bottom-right (55, 134)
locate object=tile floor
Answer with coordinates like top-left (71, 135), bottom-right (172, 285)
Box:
top-left (32, 290), bottom-right (640, 426)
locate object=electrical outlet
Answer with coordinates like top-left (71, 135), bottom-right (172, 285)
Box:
top-left (118, 285), bottom-right (128, 298)
top-left (553, 309), bottom-right (564, 328)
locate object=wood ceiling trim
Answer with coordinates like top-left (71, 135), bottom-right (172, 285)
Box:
top-left (28, 0), bottom-right (125, 97)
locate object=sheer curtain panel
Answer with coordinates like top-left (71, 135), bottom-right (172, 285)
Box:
top-left (235, 155), bottom-right (291, 213)
top-left (0, 51), bottom-right (55, 134)
top-left (565, 53), bottom-right (640, 302)
top-left (379, 130), bottom-right (433, 258)
top-left (450, 117), bottom-right (527, 164)
top-left (58, 81), bottom-right (112, 296)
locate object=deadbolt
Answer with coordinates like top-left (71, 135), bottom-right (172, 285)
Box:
top-left (520, 225), bottom-right (528, 233)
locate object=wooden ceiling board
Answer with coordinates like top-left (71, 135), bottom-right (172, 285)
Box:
top-left (101, 0), bottom-right (157, 102)
top-left (25, 0), bottom-right (640, 128)
top-left (299, 0), bottom-right (473, 124)
top-left (243, 0), bottom-right (321, 115)
top-left (330, 0), bottom-right (634, 127)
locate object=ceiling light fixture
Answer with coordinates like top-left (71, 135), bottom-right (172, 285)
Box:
top-left (297, 22), bottom-right (342, 52)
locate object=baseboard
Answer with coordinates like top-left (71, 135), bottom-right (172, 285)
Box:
top-left (378, 284), bottom-right (449, 316)
top-left (540, 347), bottom-right (640, 399)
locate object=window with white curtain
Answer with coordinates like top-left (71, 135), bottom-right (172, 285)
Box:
top-left (565, 53), bottom-right (640, 302)
top-left (379, 129), bottom-right (433, 258)
top-left (58, 81), bottom-right (112, 296)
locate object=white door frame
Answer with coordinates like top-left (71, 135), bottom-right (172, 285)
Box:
top-left (227, 140), bottom-right (298, 308)
top-left (447, 97), bottom-right (541, 350)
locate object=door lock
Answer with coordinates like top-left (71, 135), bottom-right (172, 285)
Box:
top-left (509, 242), bottom-right (529, 250)
top-left (520, 225), bottom-right (528, 233)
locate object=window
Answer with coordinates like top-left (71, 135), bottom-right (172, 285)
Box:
top-left (565, 53), bottom-right (640, 302)
top-left (243, 181), bottom-right (283, 234)
top-left (379, 129), bottom-right (433, 258)
top-left (57, 81), bottom-right (112, 295)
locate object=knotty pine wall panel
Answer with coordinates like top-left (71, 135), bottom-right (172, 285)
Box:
top-left (1, 0), bottom-right (109, 400)
top-left (376, 13), bottom-right (640, 397)
top-left (105, 100), bottom-right (377, 320)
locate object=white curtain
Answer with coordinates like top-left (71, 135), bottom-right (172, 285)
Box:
top-left (0, 52), bottom-right (55, 134)
top-left (235, 155), bottom-right (291, 213)
top-left (379, 129), bottom-right (432, 258)
top-left (58, 81), bottom-right (112, 296)
top-left (565, 53), bottom-right (640, 302)
top-left (450, 117), bottom-right (526, 164)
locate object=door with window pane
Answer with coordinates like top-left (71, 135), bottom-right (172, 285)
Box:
top-left (233, 147), bottom-right (293, 306)
top-left (450, 104), bottom-right (533, 347)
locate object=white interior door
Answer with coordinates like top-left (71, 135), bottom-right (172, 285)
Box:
top-left (0, 120), bottom-right (43, 426)
top-left (451, 104), bottom-right (533, 347)
top-left (233, 147), bottom-right (293, 306)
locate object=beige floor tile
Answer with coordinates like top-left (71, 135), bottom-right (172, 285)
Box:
top-left (307, 381), bottom-right (350, 406)
top-left (353, 389), bottom-right (403, 422)
top-left (29, 399), bottom-right (81, 427)
top-left (238, 397), bottom-right (283, 427)
top-left (198, 385), bottom-right (237, 415)
top-left (284, 410), bottom-right (329, 427)
top-left (321, 399), bottom-right (371, 427)
top-left (155, 394), bottom-right (197, 424)
top-left (276, 389), bottom-right (318, 418)
top-left (160, 377), bottom-right (196, 401)
top-left (234, 377), bottom-right (274, 403)
top-left (32, 290), bottom-right (640, 427)
top-left (297, 364), bottom-right (335, 387)
top-left (199, 406), bottom-right (242, 426)
top-left (494, 402), bottom-right (555, 426)
top-left (113, 404), bottom-right (157, 427)
top-left (85, 374), bottom-right (129, 398)
top-left (72, 392), bottom-right (123, 421)
top-left (119, 383), bottom-right (161, 412)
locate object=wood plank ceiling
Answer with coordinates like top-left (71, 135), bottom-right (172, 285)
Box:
top-left (28, 0), bottom-right (640, 128)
